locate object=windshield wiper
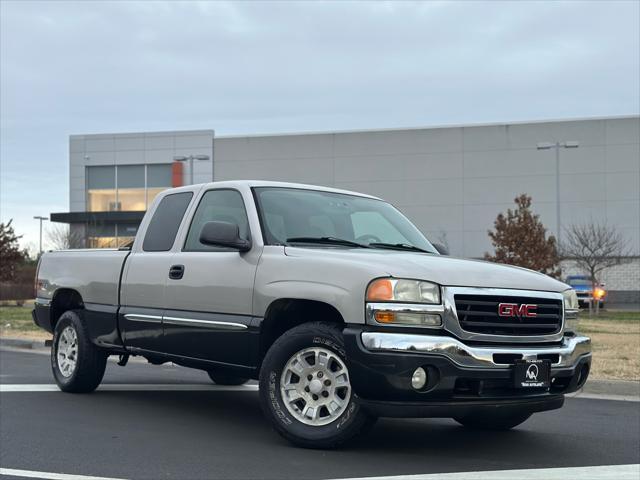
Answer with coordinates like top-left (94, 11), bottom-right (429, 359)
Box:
top-left (369, 242), bottom-right (432, 254)
top-left (286, 237), bottom-right (370, 249)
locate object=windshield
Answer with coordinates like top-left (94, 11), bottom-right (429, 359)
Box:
top-left (253, 187), bottom-right (436, 253)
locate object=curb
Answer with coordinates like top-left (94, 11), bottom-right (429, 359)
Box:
top-left (581, 378), bottom-right (640, 397)
top-left (0, 337), bottom-right (50, 350)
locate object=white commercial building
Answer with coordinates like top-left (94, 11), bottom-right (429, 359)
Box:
top-left (53, 116), bottom-right (640, 302)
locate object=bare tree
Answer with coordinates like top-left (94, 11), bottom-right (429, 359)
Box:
top-left (46, 224), bottom-right (85, 250)
top-left (562, 221), bottom-right (631, 315)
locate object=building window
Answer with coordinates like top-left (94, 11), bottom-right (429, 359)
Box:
top-left (86, 222), bottom-right (139, 248)
top-left (86, 164), bottom-right (173, 212)
top-left (87, 223), bottom-right (117, 248)
top-left (116, 223), bottom-right (138, 247)
top-left (147, 164), bottom-right (173, 207)
top-left (87, 166), bottom-right (117, 212)
top-left (117, 165), bottom-right (146, 211)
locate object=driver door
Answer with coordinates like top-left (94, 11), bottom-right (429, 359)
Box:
top-left (163, 188), bottom-right (259, 366)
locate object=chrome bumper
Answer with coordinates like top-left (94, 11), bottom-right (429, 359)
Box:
top-left (361, 332), bottom-right (591, 369)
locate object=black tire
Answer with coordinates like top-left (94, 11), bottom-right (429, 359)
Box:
top-left (259, 321), bottom-right (376, 449)
top-left (206, 370), bottom-right (249, 386)
top-left (454, 411), bottom-right (532, 430)
top-left (51, 310), bottom-right (108, 393)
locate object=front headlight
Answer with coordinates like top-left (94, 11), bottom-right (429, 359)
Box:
top-left (563, 289), bottom-right (580, 333)
top-left (367, 278), bottom-right (441, 304)
top-left (366, 278), bottom-right (442, 327)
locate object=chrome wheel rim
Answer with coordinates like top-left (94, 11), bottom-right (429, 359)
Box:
top-left (280, 346), bottom-right (351, 426)
top-left (57, 326), bottom-right (78, 378)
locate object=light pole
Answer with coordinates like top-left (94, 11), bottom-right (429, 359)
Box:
top-left (33, 216), bottom-right (49, 255)
top-left (173, 155), bottom-right (210, 185)
top-left (536, 141), bottom-right (579, 242)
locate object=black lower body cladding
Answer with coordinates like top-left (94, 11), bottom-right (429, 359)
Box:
top-left (343, 326), bottom-right (590, 418)
top-left (32, 304), bottom-right (51, 332)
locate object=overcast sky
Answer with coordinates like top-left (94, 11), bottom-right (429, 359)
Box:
top-left (1, 0), bottom-right (639, 252)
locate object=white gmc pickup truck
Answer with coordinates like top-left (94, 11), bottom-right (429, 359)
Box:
top-left (34, 180), bottom-right (591, 448)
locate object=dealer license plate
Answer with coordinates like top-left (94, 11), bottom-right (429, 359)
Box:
top-left (513, 359), bottom-right (551, 388)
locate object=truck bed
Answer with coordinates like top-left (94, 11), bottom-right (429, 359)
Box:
top-left (36, 248), bottom-right (130, 306)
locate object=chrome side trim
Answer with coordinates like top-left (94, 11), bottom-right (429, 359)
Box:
top-left (124, 314), bottom-right (163, 323)
top-left (162, 316), bottom-right (248, 331)
top-left (442, 286), bottom-right (565, 344)
top-left (361, 332), bottom-right (591, 369)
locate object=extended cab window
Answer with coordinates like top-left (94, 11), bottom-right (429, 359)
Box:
top-left (184, 189), bottom-right (250, 251)
top-left (142, 192), bottom-right (193, 252)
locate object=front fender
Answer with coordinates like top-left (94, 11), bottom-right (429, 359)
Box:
top-left (253, 246), bottom-right (391, 324)
top-left (255, 279), bottom-right (357, 323)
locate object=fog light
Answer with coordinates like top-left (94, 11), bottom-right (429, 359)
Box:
top-left (411, 367), bottom-right (428, 390)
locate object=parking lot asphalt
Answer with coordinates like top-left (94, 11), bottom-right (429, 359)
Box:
top-left (1, 348), bottom-right (639, 480)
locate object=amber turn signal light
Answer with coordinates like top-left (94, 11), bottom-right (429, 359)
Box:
top-left (374, 311), bottom-right (396, 323)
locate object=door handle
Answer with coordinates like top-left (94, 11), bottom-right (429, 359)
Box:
top-left (169, 264), bottom-right (185, 280)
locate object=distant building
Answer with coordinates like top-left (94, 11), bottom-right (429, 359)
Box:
top-left (52, 116), bottom-right (639, 302)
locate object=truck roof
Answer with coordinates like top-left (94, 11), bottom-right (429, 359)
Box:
top-left (178, 180), bottom-right (382, 200)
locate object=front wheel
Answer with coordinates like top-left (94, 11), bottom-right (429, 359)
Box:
top-left (259, 322), bottom-right (376, 449)
top-left (51, 310), bottom-right (108, 393)
top-left (454, 411), bottom-right (532, 430)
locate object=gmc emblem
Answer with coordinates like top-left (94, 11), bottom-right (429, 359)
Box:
top-left (498, 303), bottom-right (537, 318)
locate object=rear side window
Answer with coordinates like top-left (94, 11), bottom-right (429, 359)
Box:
top-left (143, 192), bottom-right (193, 252)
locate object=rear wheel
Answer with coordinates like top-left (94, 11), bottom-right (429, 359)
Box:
top-left (259, 322), bottom-right (376, 449)
top-left (51, 310), bottom-right (108, 393)
top-left (206, 370), bottom-right (249, 386)
top-left (454, 411), bottom-right (532, 430)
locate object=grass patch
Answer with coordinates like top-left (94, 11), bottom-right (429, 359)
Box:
top-left (0, 306), bottom-right (51, 340)
top-left (577, 312), bottom-right (639, 381)
top-left (579, 311), bottom-right (639, 322)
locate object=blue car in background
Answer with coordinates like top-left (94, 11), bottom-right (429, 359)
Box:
top-left (565, 275), bottom-right (607, 308)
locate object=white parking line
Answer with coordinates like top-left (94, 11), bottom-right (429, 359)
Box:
top-left (328, 464), bottom-right (640, 480)
top-left (0, 467), bottom-right (127, 479)
top-left (1, 383), bottom-right (636, 402)
top-left (1, 464), bottom-right (638, 480)
top-left (0, 383), bottom-right (259, 393)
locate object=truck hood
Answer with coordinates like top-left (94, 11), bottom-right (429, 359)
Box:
top-left (284, 247), bottom-right (569, 293)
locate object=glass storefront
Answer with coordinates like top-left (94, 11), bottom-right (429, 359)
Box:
top-left (116, 165), bottom-right (146, 211)
top-left (87, 223), bottom-right (139, 248)
top-left (147, 164), bottom-right (174, 207)
top-left (86, 164), bottom-right (173, 212)
top-left (85, 164), bottom-right (172, 247)
top-left (87, 166), bottom-right (118, 211)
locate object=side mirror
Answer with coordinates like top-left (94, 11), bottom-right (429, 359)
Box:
top-left (433, 243), bottom-right (449, 256)
top-left (199, 221), bottom-right (251, 252)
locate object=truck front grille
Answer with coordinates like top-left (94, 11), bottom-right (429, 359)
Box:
top-left (454, 294), bottom-right (563, 336)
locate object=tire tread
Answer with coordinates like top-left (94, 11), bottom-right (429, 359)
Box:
top-left (52, 310), bottom-right (107, 393)
top-left (259, 321), bottom-right (376, 449)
